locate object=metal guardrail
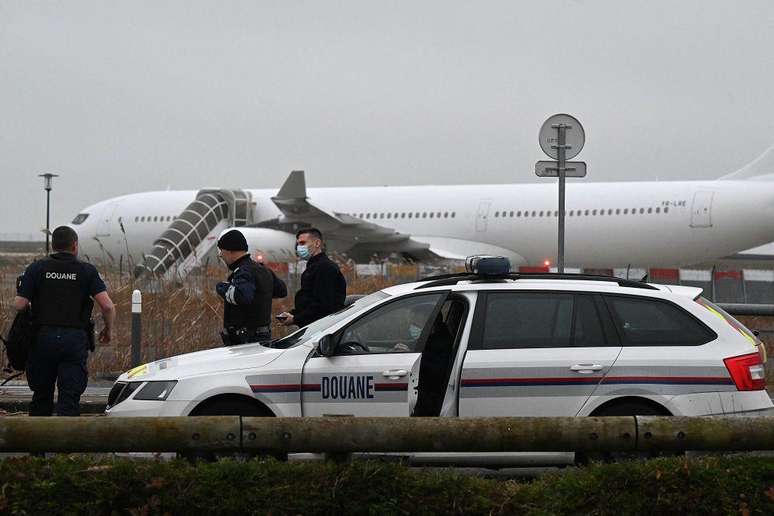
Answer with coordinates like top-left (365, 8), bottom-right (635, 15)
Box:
top-left (0, 416), bottom-right (771, 453)
top-left (717, 303), bottom-right (774, 317)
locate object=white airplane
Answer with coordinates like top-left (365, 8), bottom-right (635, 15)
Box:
top-left (68, 143), bottom-right (774, 275)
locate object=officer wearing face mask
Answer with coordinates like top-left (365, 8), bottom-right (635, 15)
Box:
top-left (216, 229), bottom-right (285, 345)
top-left (277, 228), bottom-right (346, 327)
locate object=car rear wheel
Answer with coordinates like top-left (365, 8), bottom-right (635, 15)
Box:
top-left (576, 400), bottom-right (678, 464)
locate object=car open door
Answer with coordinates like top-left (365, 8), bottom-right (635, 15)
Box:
top-left (301, 292), bottom-right (448, 417)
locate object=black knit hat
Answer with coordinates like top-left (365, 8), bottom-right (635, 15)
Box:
top-left (217, 229), bottom-right (248, 251)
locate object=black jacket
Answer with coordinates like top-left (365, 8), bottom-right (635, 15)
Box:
top-left (219, 255), bottom-right (286, 329)
top-left (291, 253), bottom-right (346, 327)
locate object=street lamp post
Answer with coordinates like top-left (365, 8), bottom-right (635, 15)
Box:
top-left (38, 173), bottom-right (59, 254)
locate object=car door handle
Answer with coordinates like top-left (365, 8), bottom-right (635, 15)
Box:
top-left (382, 369), bottom-right (408, 379)
top-left (570, 364), bottom-right (604, 373)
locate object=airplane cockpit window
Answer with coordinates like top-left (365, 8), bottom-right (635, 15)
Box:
top-left (71, 213), bottom-right (89, 225)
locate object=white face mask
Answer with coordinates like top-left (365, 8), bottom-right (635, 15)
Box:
top-left (408, 324), bottom-right (422, 339)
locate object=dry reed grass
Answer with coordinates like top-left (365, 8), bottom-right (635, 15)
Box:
top-left (1, 260), bottom-right (404, 378)
top-left (1, 257), bottom-right (772, 386)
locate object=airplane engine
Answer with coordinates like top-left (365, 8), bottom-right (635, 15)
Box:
top-left (221, 227), bottom-right (297, 263)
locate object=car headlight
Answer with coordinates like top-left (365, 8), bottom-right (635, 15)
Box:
top-left (133, 381), bottom-right (178, 401)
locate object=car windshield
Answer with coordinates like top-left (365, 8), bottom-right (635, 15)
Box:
top-left (268, 290), bottom-right (390, 349)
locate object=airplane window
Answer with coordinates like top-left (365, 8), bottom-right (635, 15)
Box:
top-left (655, 207), bottom-right (661, 214)
top-left (524, 211), bottom-right (530, 218)
top-left (400, 213), bottom-right (405, 218)
top-left (623, 209), bottom-right (628, 215)
top-left (393, 213), bottom-right (398, 218)
top-left (71, 213), bottom-right (89, 225)
top-left (639, 208), bottom-right (645, 214)
top-left (429, 212), bottom-right (434, 218)
top-left (664, 207), bottom-right (669, 214)
top-left (632, 209), bottom-right (637, 215)
top-left (422, 213), bottom-right (427, 218)
top-left (494, 211), bottom-right (499, 218)
top-left (444, 212), bottom-right (448, 218)
top-left (616, 209), bottom-right (621, 215)
top-left (451, 212), bottom-right (456, 218)
top-left (134, 216), bottom-right (139, 222)
top-left (592, 210), bottom-right (597, 216)
top-left (538, 211), bottom-right (543, 217)
top-left (408, 213), bottom-right (413, 218)
top-left (516, 211), bottom-right (521, 217)
top-left (600, 210), bottom-right (605, 216)
top-left (553, 210), bottom-right (558, 217)
top-left (647, 207), bottom-right (653, 214)
top-left (584, 210), bottom-right (589, 216)
top-left (607, 209), bottom-right (612, 215)
top-left (531, 211), bottom-right (537, 217)
top-left (387, 213), bottom-right (391, 219)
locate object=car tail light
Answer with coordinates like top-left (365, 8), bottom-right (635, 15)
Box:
top-left (723, 352), bottom-right (766, 391)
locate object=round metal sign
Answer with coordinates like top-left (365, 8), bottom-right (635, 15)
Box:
top-left (538, 113), bottom-right (585, 160)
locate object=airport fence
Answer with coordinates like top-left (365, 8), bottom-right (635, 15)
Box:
top-left (0, 259), bottom-right (772, 381)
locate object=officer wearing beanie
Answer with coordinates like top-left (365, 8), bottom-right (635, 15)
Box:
top-left (216, 229), bottom-right (286, 345)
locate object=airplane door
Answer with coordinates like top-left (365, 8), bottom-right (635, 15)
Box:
top-left (96, 203), bottom-right (120, 237)
top-left (690, 191), bottom-right (714, 228)
top-left (475, 201), bottom-right (491, 232)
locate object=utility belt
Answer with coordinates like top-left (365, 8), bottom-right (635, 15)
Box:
top-left (36, 319), bottom-right (96, 352)
top-left (220, 325), bottom-right (271, 346)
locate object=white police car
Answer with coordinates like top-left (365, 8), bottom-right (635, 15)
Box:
top-left (107, 257), bottom-right (772, 461)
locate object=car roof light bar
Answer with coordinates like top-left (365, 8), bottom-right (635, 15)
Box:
top-left (416, 272), bottom-right (658, 290)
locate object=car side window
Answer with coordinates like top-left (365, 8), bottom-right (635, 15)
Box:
top-left (479, 292), bottom-right (605, 349)
top-left (603, 295), bottom-right (715, 346)
top-left (336, 294), bottom-right (444, 354)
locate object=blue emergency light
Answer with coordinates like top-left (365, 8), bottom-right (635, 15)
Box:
top-left (465, 256), bottom-right (511, 276)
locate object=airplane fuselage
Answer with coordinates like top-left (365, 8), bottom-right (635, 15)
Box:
top-left (70, 179), bottom-right (773, 268)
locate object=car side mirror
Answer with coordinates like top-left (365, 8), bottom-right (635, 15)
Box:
top-left (318, 334), bottom-right (335, 357)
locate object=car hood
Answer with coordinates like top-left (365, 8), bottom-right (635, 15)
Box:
top-left (117, 342), bottom-right (288, 382)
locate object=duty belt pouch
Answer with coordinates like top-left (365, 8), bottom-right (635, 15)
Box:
top-left (86, 319), bottom-right (96, 352)
top-left (221, 327), bottom-right (249, 346)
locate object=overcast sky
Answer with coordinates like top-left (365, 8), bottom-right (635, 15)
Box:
top-left (2, 0), bottom-right (774, 236)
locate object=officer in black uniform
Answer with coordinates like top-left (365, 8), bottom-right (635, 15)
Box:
top-left (13, 226), bottom-right (115, 416)
top-left (216, 229), bottom-right (286, 345)
top-left (278, 228), bottom-right (346, 327)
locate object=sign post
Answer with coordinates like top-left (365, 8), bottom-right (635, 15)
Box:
top-left (536, 114), bottom-right (586, 273)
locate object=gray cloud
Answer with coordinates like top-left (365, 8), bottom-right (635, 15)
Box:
top-left (2, 0), bottom-right (774, 235)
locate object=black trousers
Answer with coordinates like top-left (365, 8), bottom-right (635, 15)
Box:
top-left (26, 327), bottom-right (88, 416)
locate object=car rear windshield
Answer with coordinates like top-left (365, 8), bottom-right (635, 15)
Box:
top-left (268, 291), bottom-right (390, 349)
top-left (694, 297), bottom-right (760, 347)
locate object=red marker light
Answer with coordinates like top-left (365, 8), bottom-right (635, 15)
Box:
top-left (544, 260), bottom-right (550, 267)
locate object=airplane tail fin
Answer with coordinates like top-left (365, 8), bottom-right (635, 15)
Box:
top-left (720, 142), bottom-right (774, 180)
top-left (275, 170), bottom-right (307, 199)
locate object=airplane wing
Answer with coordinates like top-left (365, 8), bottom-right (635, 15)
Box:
top-left (257, 171), bottom-right (461, 262)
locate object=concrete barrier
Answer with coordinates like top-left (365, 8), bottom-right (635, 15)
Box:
top-left (0, 416), bottom-right (772, 453)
